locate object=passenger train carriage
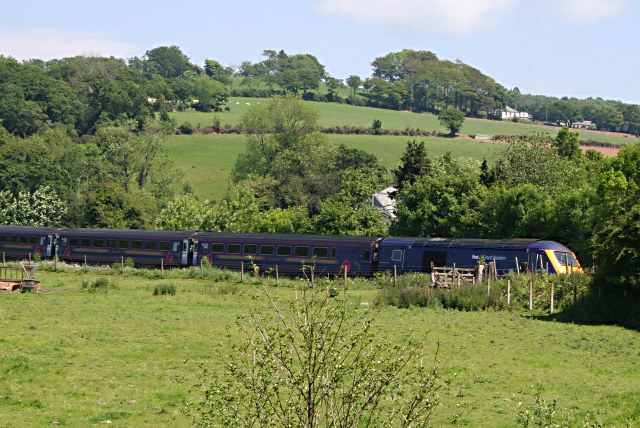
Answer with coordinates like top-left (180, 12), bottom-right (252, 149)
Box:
top-left (0, 226), bottom-right (583, 275)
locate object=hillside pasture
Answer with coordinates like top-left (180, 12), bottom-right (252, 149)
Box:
top-left (170, 97), bottom-right (637, 146)
top-left (1, 268), bottom-right (638, 427)
top-left (164, 133), bottom-right (503, 201)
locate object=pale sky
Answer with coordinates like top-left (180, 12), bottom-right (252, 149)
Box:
top-left (1, 0), bottom-right (638, 103)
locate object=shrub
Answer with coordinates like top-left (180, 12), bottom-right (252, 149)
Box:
top-left (81, 277), bottom-right (116, 290)
top-left (188, 284), bottom-right (442, 426)
top-left (212, 115), bottom-right (221, 133)
top-left (178, 122), bottom-right (194, 134)
top-left (153, 283), bottom-right (176, 296)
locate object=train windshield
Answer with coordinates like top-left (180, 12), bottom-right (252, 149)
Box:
top-left (555, 251), bottom-right (580, 267)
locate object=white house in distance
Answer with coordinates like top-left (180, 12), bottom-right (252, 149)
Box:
top-left (499, 106), bottom-right (532, 121)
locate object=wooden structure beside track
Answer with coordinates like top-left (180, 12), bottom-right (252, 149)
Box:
top-left (431, 264), bottom-right (476, 288)
top-left (0, 263), bottom-right (41, 292)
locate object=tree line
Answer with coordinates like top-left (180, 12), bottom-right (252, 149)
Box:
top-left (2, 46), bottom-right (639, 140)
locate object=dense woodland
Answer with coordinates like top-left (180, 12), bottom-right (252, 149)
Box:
top-left (1, 46), bottom-right (639, 289)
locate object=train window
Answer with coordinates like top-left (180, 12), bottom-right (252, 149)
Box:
top-left (212, 243), bottom-right (224, 253)
top-left (18, 236), bottom-right (28, 244)
top-left (28, 237), bottom-right (38, 244)
top-left (243, 244), bottom-right (257, 255)
top-left (119, 240), bottom-right (130, 249)
top-left (567, 253), bottom-right (579, 267)
top-left (227, 244), bottom-right (241, 254)
top-left (8, 236), bottom-right (17, 243)
top-left (81, 239), bottom-right (91, 247)
top-left (0, 236), bottom-right (6, 243)
top-left (277, 245), bottom-right (292, 256)
top-left (69, 238), bottom-right (81, 247)
top-left (94, 239), bottom-right (104, 248)
top-left (331, 247), bottom-right (337, 258)
top-left (201, 243), bottom-right (209, 253)
top-left (131, 240), bottom-right (143, 249)
top-left (295, 246), bottom-right (310, 257)
top-left (159, 241), bottom-right (171, 251)
top-left (260, 245), bottom-right (274, 255)
top-left (173, 242), bottom-right (179, 252)
top-left (106, 239), bottom-right (117, 248)
top-left (40, 237), bottom-right (46, 245)
top-left (363, 249), bottom-right (371, 260)
top-left (313, 247), bottom-right (328, 258)
top-left (61, 237), bottom-right (68, 246)
top-left (391, 250), bottom-right (403, 262)
top-left (145, 241), bottom-right (157, 250)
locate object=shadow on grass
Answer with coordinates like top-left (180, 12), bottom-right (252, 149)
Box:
top-left (533, 288), bottom-right (640, 332)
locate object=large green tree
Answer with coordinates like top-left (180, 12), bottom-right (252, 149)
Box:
top-left (438, 107), bottom-right (465, 136)
top-left (392, 155), bottom-right (485, 237)
top-left (143, 45), bottom-right (196, 79)
top-left (393, 140), bottom-right (432, 191)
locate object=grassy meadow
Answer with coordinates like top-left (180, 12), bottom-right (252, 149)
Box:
top-left (1, 265), bottom-right (639, 427)
top-left (166, 97), bottom-right (636, 200)
top-left (171, 97), bottom-right (638, 145)
top-left (164, 133), bottom-right (503, 201)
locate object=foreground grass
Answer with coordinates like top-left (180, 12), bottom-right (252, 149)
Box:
top-left (1, 268), bottom-right (638, 426)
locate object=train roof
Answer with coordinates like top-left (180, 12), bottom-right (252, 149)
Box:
top-left (56, 228), bottom-right (193, 239)
top-left (0, 225), bottom-right (60, 234)
top-left (381, 237), bottom-right (574, 252)
top-left (193, 232), bottom-right (377, 245)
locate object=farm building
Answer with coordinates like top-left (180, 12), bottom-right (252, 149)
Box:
top-left (498, 106), bottom-right (532, 121)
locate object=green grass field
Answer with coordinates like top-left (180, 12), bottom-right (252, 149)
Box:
top-left (171, 97), bottom-right (638, 146)
top-left (164, 133), bottom-right (503, 201)
top-left (1, 267), bottom-right (638, 427)
top-left (166, 97), bottom-right (636, 200)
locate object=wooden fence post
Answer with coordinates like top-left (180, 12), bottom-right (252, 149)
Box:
top-left (507, 279), bottom-right (511, 305)
top-left (84, 255), bottom-right (87, 272)
top-left (200, 258), bottom-right (204, 279)
top-left (121, 256), bottom-right (124, 274)
top-left (529, 281), bottom-right (533, 311)
top-left (2, 252), bottom-right (5, 266)
top-left (161, 258), bottom-right (164, 278)
top-left (550, 282), bottom-right (555, 314)
top-left (275, 265), bottom-right (280, 287)
top-left (515, 257), bottom-right (520, 275)
top-left (343, 264), bottom-right (348, 288)
top-left (241, 261), bottom-right (244, 283)
top-left (393, 265), bottom-right (397, 287)
top-left (54, 254), bottom-right (57, 271)
top-left (487, 273), bottom-right (491, 296)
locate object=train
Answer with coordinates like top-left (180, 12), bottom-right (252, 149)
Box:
top-left (0, 225), bottom-right (583, 276)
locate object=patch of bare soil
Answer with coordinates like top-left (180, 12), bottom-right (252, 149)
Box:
top-left (582, 145), bottom-right (619, 157)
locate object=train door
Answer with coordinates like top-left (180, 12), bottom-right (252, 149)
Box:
top-left (46, 234), bottom-right (56, 258)
top-left (390, 248), bottom-right (405, 270)
top-left (377, 241), bottom-right (408, 272)
top-left (422, 250), bottom-right (447, 273)
top-left (191, 238), bottom-right (199, 266)
top-left (370, 239), bottom-right (382, 273)
top-left (181, 239), bottom-right (193, 266)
